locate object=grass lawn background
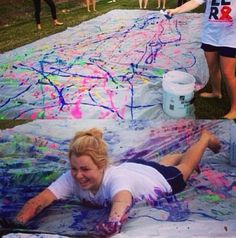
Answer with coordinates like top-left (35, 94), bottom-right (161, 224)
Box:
top-left (0, 0), bottom-right (233, 121)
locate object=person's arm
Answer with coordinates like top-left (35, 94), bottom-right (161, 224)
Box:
top-left (15, 188), bottom-right (57, 224)
top-left (109, 190), bottom-right (132, 222)
top-left (167, 0), bottom-right (201, 15)
top-left (96, 190), bottom-right (132, 235)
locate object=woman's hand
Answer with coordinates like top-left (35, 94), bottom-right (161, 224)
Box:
top-left (96, 190), bottom-right (132, 236)
top-left (96, 220), bottom-right (122, 236)
top-left (16, 189), bottom-right (56, 224)
top-left (166, 8), bottom-right (180, 16)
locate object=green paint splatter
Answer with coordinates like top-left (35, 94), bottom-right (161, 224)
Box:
top-left (200, 194), bottom-right (221, 202)
top-left (0, 64), bottom-right (9, 74)
top-left (37, 146), bottom-right (48, 152)
top-left (152, 68), bottom-right (165, 76)
top-left (211, 209), bottom-right (232, 216)
top-left (4, 78), bottom-right (18, 86)
top-left (37, 111), bottom-right (45, 119)
top-left (0, 114), bottom-right (6, 119)
top-left (43, 171), bottom-right (60, 182)
top-left (13, 170), bottom-right (24, 180)
top-left (77, 60), bottom-right (87, 66)
top-left (23, 160), bottom-right (32, 168)
top-left (14, 54), bottom-right (26, 62)
top-left (47, 75), bottom-right (58, 83)
top-left (63, 204), bottom-right (73, 209)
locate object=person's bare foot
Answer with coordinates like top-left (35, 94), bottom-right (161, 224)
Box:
top-left (200, 92), bottom-right (222, 99)
top-left (202, 129), bottom-right (221, 153)
top-left (54, 20), bottom-right (63, 26)
top-left (37, 24), bottom-right (42, 30)
top-left (223, 111), bottom-right (236, 120)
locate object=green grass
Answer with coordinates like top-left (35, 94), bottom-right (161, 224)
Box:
top-left (0, 120), bottom-right (32, 129)
top-left (0, 0), bottom-right (231, 120)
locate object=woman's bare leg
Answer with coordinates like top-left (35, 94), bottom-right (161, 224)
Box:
top-left (220, 56), bottom-right (236, 119)
top-left (175, 130), bottom-right (220, 181)
top-left (139, 0), bottom-right (143, 8)
top-left (200, 51), bottom-right (222, 99)
top-left (159, 153), bottom-right (182, 166)
top-left (86, 0), bottom-right (90, 12)
top-left (162, 0), bottom-right (166, 9)
top-left (92, 0), bottom-right (96, 11)
top-left (144, 0), bottom-right (148, 8)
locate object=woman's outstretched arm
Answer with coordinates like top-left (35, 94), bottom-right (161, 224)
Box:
top-left (15, 188), bottom-right (57, 224)
top-left (167, 0), bottom-right (201, 15)
top-left (97, 190), bottom-right (132, 235)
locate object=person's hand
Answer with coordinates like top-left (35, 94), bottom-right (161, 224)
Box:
top-left (96, 220), bottom-right (122, 236)
top-left (0, 218), bottom-right (27, 229)
top-left (166, 8), bottom-right (179, 16)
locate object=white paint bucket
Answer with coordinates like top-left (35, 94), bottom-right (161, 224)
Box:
top-left (162, 70), bottom-right (195, 118)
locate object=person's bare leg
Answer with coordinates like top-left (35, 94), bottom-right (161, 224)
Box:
top-left (175, 130), bottom-right (220, 181)
top-left (220, 56), bottom-right (236, 119)
top-left (144, 0), bottom-right (148, 8)
top-left (200, 51), bottom-right (222, 99)
top-left (159, 152), bottom-right (201, 174)
top-left (87, 0), bottom-right (90, 12)
top-left (162, 0), bottom-right (166, 9)
top-left (139, 0), bottom-right (143, 8)
top-left (157, 0), bottom-right (161, 8)
top-left (159, 153), bottom-right (182, 166)
top-left (92, 0), bottom-right (96, 11)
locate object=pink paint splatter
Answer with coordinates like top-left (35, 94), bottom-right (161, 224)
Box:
top-left (71, 96), bottom-right (82, 118)
top-left (50, 143), bottom-right (57, 149)
top-left (202, 168), bottom-right (230, 187)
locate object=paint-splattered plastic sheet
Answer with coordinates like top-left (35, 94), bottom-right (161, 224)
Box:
top-left (1, 119), bottom-right (236, 237)
top-left (0, 10), bottom-right (207, 120)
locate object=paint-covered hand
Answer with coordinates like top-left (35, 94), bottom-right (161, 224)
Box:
top-left (160, 9), bottom-right (173, 19)
top-left (96, 220), bottom-right (122, 236)
top-left (0, 218), bottom-right (27, 229)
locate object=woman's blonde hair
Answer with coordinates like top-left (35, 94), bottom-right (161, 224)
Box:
top-left (68, 128), bottom-right (109, 168)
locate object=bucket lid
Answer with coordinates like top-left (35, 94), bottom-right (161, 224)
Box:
top-left (162, 70), bottom-right (195, 94)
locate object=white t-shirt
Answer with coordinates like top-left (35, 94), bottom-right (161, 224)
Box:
top-left (194, 0), bottom-right (236, 47)
top-left (48, 162), bottom-right (172, 207)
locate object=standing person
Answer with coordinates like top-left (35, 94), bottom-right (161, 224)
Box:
top-left (157, 0), bottom-right (166, 10)
top-left (167, 0), bottom-right (236, 119)
top-left (1, 128), bottom-right (220, 236)
top-left (139, 0), bottom-right (148, 9)
top-left (86, 0), bottom-right (96, 12)
top-left (33, 0), bottom-right (63, 30)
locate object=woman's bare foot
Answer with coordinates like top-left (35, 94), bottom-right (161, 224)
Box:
top-left (201, 129), bottom-right (221, 153)
top-left (54, 20), bottom-right (63, 26)
top-left (223, 111), bottom-right (236, 120)
top-left (200, 92), bottom-right (222, 99)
